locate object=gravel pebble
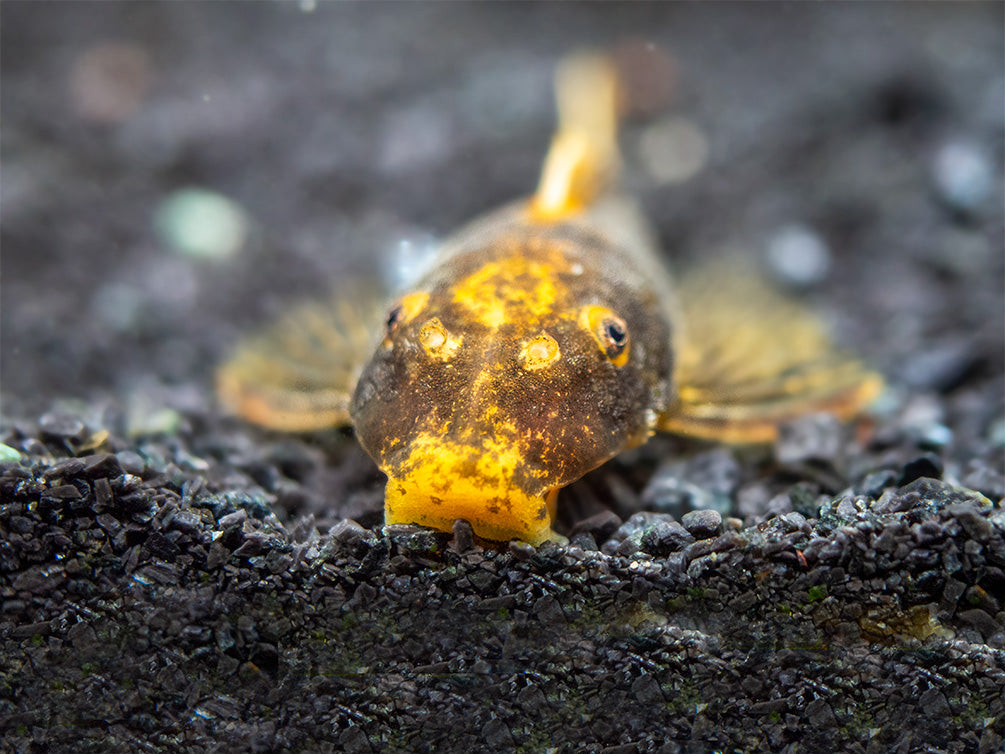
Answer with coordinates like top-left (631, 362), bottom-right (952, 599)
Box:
top-left (681, 509), bottom-right (722, 540)
top-left (115, 451), bottom-right (147, 476)
top-left (932, 138), bottom-right (995, 214)
top-left (570, 510), bottom-right (622, 544)
top-left (640, 520), bottom-right (695, 556)
top-left (38, 412), bottom-right (86, 440)
top-left (781, 417), bottom-right (844, 468)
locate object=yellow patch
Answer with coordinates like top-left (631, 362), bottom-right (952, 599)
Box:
top-left (520, 332), bottom-right (561, 370)
top-left (418, 318), bottom-right (461, 361)
top-left (451, 256), bottom-right (569, 330)
top-left (385, 428), bottom-right (555, 544)
top-left (398, 291), bottom-right (430, 321)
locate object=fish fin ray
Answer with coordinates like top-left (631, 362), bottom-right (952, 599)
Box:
top-left (217, 282), bottom-right (385, 432)
top-left (659, 262), bottom-right (882, 443)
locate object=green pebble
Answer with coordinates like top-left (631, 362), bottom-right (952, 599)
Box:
top-left (155, 187), bottom-right (247, 260)
top-left (0, 444), bottom-right (22, 463)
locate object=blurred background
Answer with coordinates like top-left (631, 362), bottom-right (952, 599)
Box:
top-left (2, 2), bottom-right (1002, 471)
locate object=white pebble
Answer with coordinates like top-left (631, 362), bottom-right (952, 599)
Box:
top-left (933, 139), bottom-right (993, 213)
top-left (637, 116), bottom-right (708, 185)
top-left (765, 223), bottom-right (832, 288)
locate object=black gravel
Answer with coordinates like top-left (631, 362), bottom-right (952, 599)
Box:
top-left (2, 3), bottom-right (1003, 753)
top-left (0, 428), bottom-right (1002, 753)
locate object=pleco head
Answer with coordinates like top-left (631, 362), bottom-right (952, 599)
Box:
top-left (351, 227), bottom-right (672, 544)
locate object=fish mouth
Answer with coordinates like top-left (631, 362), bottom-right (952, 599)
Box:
top-left (384, 475), bottom-right (558, 545)
top-left (380, 432), bottom-right (559, 544)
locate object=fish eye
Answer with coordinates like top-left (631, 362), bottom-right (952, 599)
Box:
top-left (385, 305), bottom-right (404, 336)
top-left (603, 318), bottom-right (627, 351)
top-left (580, 305), bottom-right (630, 367)
top-left (599, 315), bottom-right (629, 362)
top-left (382, 291), bottom-right (430, 345)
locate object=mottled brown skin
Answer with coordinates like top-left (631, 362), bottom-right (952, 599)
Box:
top-left (350, 208), bottom-right (673, 543)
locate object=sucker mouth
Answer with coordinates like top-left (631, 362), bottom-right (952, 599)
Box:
top-left (383, 474), bottom-right (559, 545)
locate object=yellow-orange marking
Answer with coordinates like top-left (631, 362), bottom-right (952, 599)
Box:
top-left (418, 318), bottom-right (461, 361)
top-left (520, 332), bottom-right (561, 371)
top-left (451, 256), bottom-right (569, 330)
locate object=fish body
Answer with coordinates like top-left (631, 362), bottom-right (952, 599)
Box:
top-left (219, 54), bottom-right (881, 545)
top-left (351, 196), bottom-right (675, 544)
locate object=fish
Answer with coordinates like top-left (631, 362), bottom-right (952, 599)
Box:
top-left (217, 53), bottom-right (882, 546)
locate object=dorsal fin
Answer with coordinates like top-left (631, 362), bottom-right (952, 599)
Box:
top-left (530, 53), bottom-right (621, 221)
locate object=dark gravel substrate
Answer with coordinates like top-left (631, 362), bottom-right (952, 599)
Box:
top-left (2, 4), bottom-right (1003, 753)
top-left (0, 429), bottom-right (1003, 753)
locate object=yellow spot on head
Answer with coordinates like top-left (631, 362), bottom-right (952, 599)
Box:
top-left (520, 332), bottom-right (561, 371)
top-left (418, 318), bottom-right (461, 360)
top-left (397, 291), bottom-right (429, 323)
top-left (451, 256), bottom-right (569, 330)
top-left (420, 321), bottom-right (445, 349)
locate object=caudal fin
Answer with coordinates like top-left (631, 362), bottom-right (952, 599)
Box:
top-left (531, 53), bottom-right (621, 221)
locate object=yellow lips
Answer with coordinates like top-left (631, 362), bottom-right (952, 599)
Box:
top-left (382, 430), bottom-right (558, 545)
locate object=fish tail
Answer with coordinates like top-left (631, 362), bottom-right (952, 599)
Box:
top-left (531, 53), bottom-right (621, 220)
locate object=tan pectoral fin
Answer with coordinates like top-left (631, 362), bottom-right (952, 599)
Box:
top-left (216, 283), bottom-right (385, 432)
top-left (659, 263), bottom-right (883, 444)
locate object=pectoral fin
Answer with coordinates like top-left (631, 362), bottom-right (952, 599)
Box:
top-left (216, 284), bottom-right (384, 432)
top-left (659, 263), bottom-right (882, 443)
